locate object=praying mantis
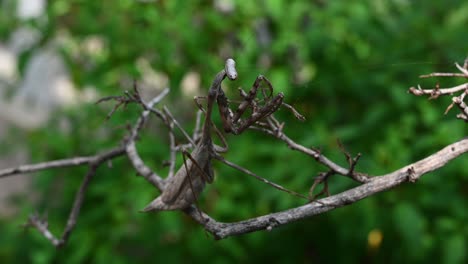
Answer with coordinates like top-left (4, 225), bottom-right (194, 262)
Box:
top-left (142, 58), bottom-right (286, 212)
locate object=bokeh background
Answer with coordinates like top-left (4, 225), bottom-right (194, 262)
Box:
top-left (0, 0), bottom-right (467, 263)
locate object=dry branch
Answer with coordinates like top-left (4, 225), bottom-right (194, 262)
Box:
top-left (409, 58), bottom-right (468, 122)
top-left (23, 146), bottom-right (126, 247)
top-left (201, 137), bottom-right (468, 239)
top-left (1, 57), bottom-right (467, 246)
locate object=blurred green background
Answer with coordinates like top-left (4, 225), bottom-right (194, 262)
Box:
top-left (1, 0), bottom-right (467, 263)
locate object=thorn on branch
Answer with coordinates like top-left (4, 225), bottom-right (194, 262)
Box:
top-left (22, 211), bottom-right (46, 229)
top-left (337, 139), bottom-right (351, 163)
top-left (456, 113), bottom-right (468, 121)
top-left (24, 212), bottom-right (62, 247)
top-left (406, 166), bottom-right (417, 183)
top-left (309, 171), bottom-right (332, 200)
top-left (310, 146), bottom-right (322, 160)
top-left (122, 122), bottom-right (140, 143)
top-left (447, 90), bottom-right (468, 120)
top-left (455, 62), bottom-right (468, 76)
top-left (275, 122), bottom-right (285, 137)
top-left (95, 80), bottom-right (145, 120)
top-left (410, 60), bottom-right (468, 122)
top-left (428, 83), bottom-right (441, 100)
top-left (337, 139), bottom-right (361, 175)
top-left (266, 217), bottom-right (281, 232)
top-left (408, 85), bottom-right (423, 96)
top-left (96, 81), bottom-right (146, 121)
top-left (349, 153), bottom-right (362, 175)
top-left (266, 116), bottom-right (285, 137)
top-left (445, 101), bottom-right (455, 115)
top-left (281, 102), bottom-right (306, 121)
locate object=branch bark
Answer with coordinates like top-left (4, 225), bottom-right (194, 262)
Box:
top-left (200, 138), bottom-right (468, 239)
top-left (2, 58), bottom-right (467, 246)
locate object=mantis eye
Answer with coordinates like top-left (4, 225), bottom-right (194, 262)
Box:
top-left (225, 58), bottom-right (238, 80)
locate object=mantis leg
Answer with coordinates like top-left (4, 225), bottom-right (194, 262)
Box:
top-left (181, 150), bottom-right (213, 221)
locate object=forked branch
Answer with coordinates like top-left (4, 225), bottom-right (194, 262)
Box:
top-left (1, 57), bottom-right (467, 246)
top-left (409, 57), bottom-right (468, 121)
top-left (201, 137), bottom-right (468, 239)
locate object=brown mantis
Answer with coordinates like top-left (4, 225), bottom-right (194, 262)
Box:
top-left (142, 58), bottom-right (298, 212)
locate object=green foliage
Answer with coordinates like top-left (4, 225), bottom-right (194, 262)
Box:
top-left (1, 0), bottom-right (467, 263)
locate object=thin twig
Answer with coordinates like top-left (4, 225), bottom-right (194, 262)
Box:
top-left (0, 157), bottom-right (91, 178)
top-left (23, 147), bottom-right (126, 248)
top-left (59, 162), bottom-right (99, 246)
top-left (1, 147), bottom-right (125, 179)
top-left (125, 88), bottom-right (171, 190)
top-left (250, 125), bottom-right (370, 183)
top-left (419, 73), bottom-right (468, 78)
top-left (408, 83), bottom-right (468, 97)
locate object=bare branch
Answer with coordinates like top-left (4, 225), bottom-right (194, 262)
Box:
top-left (308, 171), bottom-right (332, 200)
top-left (455, 62), bottom-right (468, 76)
top-left (452, 94), bottom-right (468, 121)
top-left (0, 147), bottom-right (125, 179)
top-left (281, 102), bottom-right (306, 121)
top-left (22, 146), bottom-right (126, 248)
top-left (59, 161), bottom-right (100, 246)
top-left (419, 73), bottom-right (468, 78)
top-left (409, 60), bottom-right (468, 121)
top-left (419, 62), bottom-right (468, 78)
top-left (408, 83), bottom-right (468, 97)
top-left (7, 88), bottom-right (170, 247)
top-left (25, 213), bottom-right (62, 246)
top-left (201, 138), bottom-right (468, 239)
top-left (3, 56), bottom-right (467, 247)
top-left (251, 124), bottom-right (370, 183)
top-left (0, 157), bottom-right (89, 178)
top-left (124, 88), bottom-right (170, 190)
